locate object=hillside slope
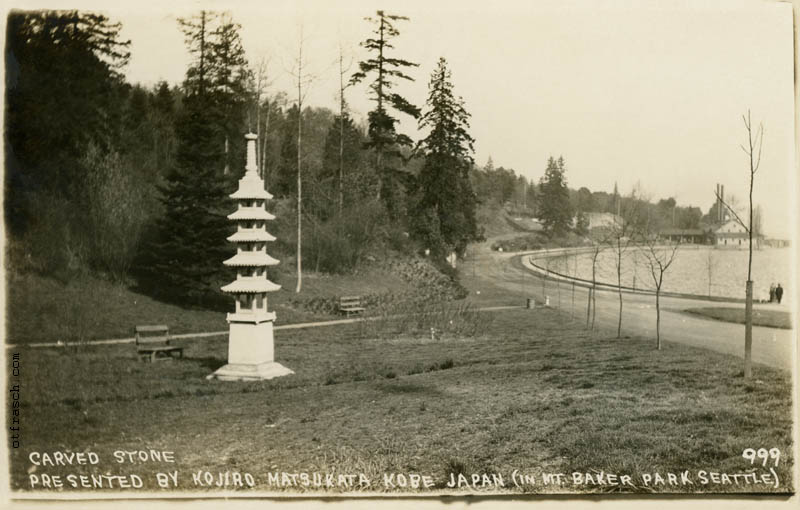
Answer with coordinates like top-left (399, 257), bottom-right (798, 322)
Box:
top-left (5, 254), bottom-right (460, 344)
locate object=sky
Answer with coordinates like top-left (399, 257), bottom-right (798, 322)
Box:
top-left (6, 0), bottom-right (797, 237)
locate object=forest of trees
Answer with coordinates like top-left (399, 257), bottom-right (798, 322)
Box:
top-left (5, 9), bottom-right (725, 308)
top-left (4, 9), bottom-right (486, 306)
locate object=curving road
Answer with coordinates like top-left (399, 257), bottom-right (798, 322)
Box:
top-left (462, 235), bottom-right (796, 371)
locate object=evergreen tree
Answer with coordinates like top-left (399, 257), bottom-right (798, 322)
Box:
top-left (150, 81), bottom-right (178, 177)
top-left (133, 93), bottom-right (231, 306)
top-left (209, 14), bottom-right (251, 176)
top-left (178, 11), bottom-right (217, 96)
top-left (410, 57), bottom-right (479, 257)
top-left (537, 156), bottom-right (573, 238)
top-left (134, 12), bottom-right (246, 305)
top-left (350, 10), bottom-right (420, 218)
top-left (178, 11), bottom-right (250, 177)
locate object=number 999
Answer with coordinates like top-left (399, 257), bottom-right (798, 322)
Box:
top-left (742, 448), bottom-right (780, 467)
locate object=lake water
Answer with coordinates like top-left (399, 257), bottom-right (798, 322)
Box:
top-left (541, 247), bottom-right (793, 302)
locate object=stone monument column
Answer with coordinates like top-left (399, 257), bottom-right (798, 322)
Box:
top-left (208, 133), bottom-right (293, 381)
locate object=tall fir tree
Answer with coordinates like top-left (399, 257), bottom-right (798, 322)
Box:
top-left (209, 14), bottom-right (251, 176)
top-left (537, 156), bottom-right (573, 238)
top-left (178, 11), bottom-right (250, 177)
top-left (150, 81), bottom-right (178, 177)
top-left (350, 10), bottom-right (420, 218)
top-left (178, 11), bottom-right (217, 96)
top-left (134, 12), bottom-right (245, 306)
top-left (410, 57), bottom-right (480, 257)
top-left (134, 93), bottom-right (232, 306)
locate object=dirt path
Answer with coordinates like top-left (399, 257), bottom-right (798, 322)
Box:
top-left (462, 237), bottom-right (796, 371)
top-left (5, 305), bottom-right (521, 349)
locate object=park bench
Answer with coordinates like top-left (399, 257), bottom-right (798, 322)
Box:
top-left (339, 296), bottom-right (366, 316)
top-left (134, 325), bottom-right (183, 362)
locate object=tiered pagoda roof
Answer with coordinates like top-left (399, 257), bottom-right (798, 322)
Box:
top-left (221, 133), bottom-right (280, 297)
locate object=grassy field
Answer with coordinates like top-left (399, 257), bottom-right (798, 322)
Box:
top-left (5, 264), bottom-right (427, 345)
top-left (684, 307), bottom-right (793, 330)
top-left (8, 306), bottom-right (793, 495)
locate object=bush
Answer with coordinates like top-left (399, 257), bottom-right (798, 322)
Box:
top-left (491, 231), bottom-right (588, 252)
top-left (300, 200), bottom-right (388, 274)
top-left (81, 144), bottom-right (151, 279)
top-left (6, 191), bottom-right (86, 281)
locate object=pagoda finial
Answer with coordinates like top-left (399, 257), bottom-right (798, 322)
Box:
top-left (245, 132), bottom-right (258, 175)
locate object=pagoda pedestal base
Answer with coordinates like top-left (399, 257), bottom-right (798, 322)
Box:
top-left (207, 361), bottom-right (294, 381)
top-left (207, 315), bottom-right (293, 381)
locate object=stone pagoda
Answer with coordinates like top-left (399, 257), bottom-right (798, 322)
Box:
top-left (208, 133), bottom-right (293, 381)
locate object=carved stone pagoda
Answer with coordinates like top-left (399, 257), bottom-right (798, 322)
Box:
top-left (208, 133), bottom-right (293, 381)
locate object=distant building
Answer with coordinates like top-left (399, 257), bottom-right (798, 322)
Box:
top-left (584, 212), bottom-right (622, 230)
top-left (763, 238), bottom-right (790, 248)
top-left (712, 219), bottom-right (762, 248)
top-left (659, 228), bottom-right (709, 244)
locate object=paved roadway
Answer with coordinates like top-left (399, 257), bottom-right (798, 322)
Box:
top-left (463, 236), bottom-right (796, 371)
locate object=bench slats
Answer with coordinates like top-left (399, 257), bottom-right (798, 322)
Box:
top-left (134, 325), bottom-right (183, 362)
top-left (339, 296), bottom-right (366, 315)
top-left (135, 325), bottom-right (169, 333)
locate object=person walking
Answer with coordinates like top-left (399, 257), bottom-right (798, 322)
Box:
top-left (775, 283), bottom-right (784, 304)
top-left (769, 283), bottom-right (776, 303)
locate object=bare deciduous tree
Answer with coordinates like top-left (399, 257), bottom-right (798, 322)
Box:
top-left (337, 43), bottom-right (353, 216)
top-left (607, 187), bottom-right (644, 338)
top-left (715, 110), bottom-right (764, 379)
top-left (253, 56), bottom-right (272, 179)
top-left (285, 26), bottom-right (318, 293)
top-left (586, 230), bottom-right (609, 331)
top-left (641, 235), bottom-right (680, 350)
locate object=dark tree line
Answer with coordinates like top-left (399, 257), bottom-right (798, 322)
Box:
top-left (5, 9), bottom-right (487, 306)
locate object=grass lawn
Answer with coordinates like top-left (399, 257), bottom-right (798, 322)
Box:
top-left (683, 307), bottom-right (793, 330)
top-left (5, 267), bottom-right (418, 345)
top-left (8, 306), bottom-right (793, 495)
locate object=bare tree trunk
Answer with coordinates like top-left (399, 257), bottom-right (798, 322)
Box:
top-left (376, 15), bottom-right (385, 202)
top-left (590, 251), bottom-right (599, 331)
top-left (296, 106), bottom-right (302, 293)
top-left (616, 239), bottom-right (623, 338)
top-left (744, 134), bottom-right (755, 378)
top-left (656, 289), bottom-right (661, 350)
top-left (223, 136), bottom-right (229, 175)
top-left (744, 281), bottom-right (752, 376)
top-left (571, 281), bottom-right (575, 318)
top-left (743, 110), bottom-right (762, 379)
top-left (199, 11), bottom-right (206, 96)
top-left (262, 102), bottom-right (271, 181)
top-left (295, 37), bottom-right (304, 294)
top-left (556, 257), bottom-right (561, 308)
top-left (338, 46), bottom-right (347, 216)
top-left (586, 286), bottom-right (592, 329)
top-left (339, 109), bottom-right (345, 216)
top-left (256, 100), bottom-right (261, 173)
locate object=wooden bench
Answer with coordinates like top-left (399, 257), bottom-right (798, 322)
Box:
top-left (339, 296), bottom-right (366, 316)
top-left (134, 325), bottom-right (183, 362)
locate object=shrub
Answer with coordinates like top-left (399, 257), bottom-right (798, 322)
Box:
top-left (81, 144), bottom-right (151, 279)
top-left (298, 200), bottom-right (388, 274)
top-left (6, 191), bottom-right (86, 281)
